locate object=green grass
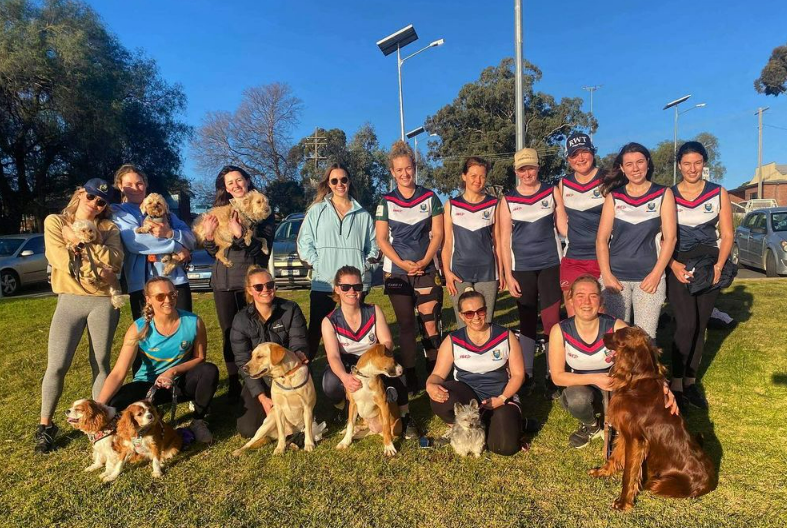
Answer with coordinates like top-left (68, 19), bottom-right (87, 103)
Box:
top-left (1, 281), bottom-right (786, 527)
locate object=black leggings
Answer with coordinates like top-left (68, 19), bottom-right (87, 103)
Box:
top-left (213, 289), bottom-right (247, 363)
top-left (109, 362), bottom-right (219, 419)
top-left (385, 273), bottom-right (443, 367)
top-left (322, 362), bottom-right (408, 407)
top-left (430, 380), bottom-right (521, 456)
top-left (130, 283), bottom-right (192, 373)
top-left (512, 266), bottom-right (562, 341)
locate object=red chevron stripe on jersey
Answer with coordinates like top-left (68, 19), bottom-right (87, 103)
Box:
top-left (334, 313), bottom-right (375, 341)
top-left (674, 186), bottom-right (721, 208)
top-left (611, 187), bottom-right (666, 207)
top-left (385, 190), bottom-right (435, 208)
top-left (451, 330), bottom-right (508, 354)
top-left (562, 177), bottom-right (602, 193)
top-left (506, 186), bottom-right (553, 205)
top-left (450, 197), bottom-right (498, 213)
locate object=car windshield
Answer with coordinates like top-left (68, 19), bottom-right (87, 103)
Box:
top-left (275, 219), bottom-right (302, 242)
top-left (0, 239), bottom-right (24, 256)
top-left (772, 213), bottom-right (787, 232)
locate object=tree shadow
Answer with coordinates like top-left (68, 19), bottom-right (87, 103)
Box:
top-left (772, 373), bottom-right (787, 385)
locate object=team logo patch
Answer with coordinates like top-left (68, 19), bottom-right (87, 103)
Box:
top-left (647, 202), bottom-right (656, 212)
top-left (482, 210), bottom-right (491, 219)
top-left (541, 200), bottom-right (549, 208)
top-left (704, 203), bottom-right (713, 212)
top-left (420, 203), bottom-right (428, 212)
top-left (593, 189), bottom-right (601, 198)
top-left (369, 332), bottom-right (376, 343)
top-left (180, 341), bottom-right (190, 351)
top-left (376, 205), bottom-right (384, 217)
top-left (492, 349), bottom-right (502, 360)
top-left (99, 183), bottom-right (108, 192)
top-left (434, 275), bottom-right (442, 286)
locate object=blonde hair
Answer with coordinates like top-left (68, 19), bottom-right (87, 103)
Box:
top-left (60, 187), bottom-right (111, 224)
top-left (113, 164), bottom-right (148, 203)
top-left (388, 140), bottom-right (415, 168)
top-left (568, 274), bottom-right (602, 298)
top-left (244, 265), bottom-right (274, 304)
top-left (133, 277), bottom-right (176, 343)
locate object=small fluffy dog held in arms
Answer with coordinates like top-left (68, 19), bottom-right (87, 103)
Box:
top-left (105, 400), bottom-right (182, 481)
top-left (65, 399), bottom-right (122, 480)
top-left (68, 219), bottom-right (126, 308)
top-left (590, 326), bottom-right (716, 511)
top-left (192, 189), bottom-right (271, 268)
top-left (134, 193), bottom-right (184, 275)
top-left (449, 400), bottom-right (485, 457)
top-left (233, 343), bottom-right (325, 456)
top-left (335, 344), bottom-right (403, 457)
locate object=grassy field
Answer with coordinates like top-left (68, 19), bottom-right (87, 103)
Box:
top-left (1, 280), bottom-right (786, 527)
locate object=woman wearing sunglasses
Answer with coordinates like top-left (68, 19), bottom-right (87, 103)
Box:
top-left (37, 178), bottom-right (124, 454)
top-left (97, 277), bottom-right (218, 444)
top-left (297, 163), bottom-right (378, 360)
top-left (426, 288), bottom-right (525, 456)
top-left (230, 266), bottom-right (309, 438)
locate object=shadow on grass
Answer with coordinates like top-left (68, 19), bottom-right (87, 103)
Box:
top-left (772, 373), bottom-right (787, 386)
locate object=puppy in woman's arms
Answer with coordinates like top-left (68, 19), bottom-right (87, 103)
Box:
top-left (135, 193), bottom-right (183, 275)
top-left (68, 219), bottom-right (126, 308)
top-left (65, 399), bottom-right (122, 481)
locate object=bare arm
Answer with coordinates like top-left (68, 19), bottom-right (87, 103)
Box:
top-left (716, 188), bottom-right (734, 267)
top-left (97, 324), bottom-right (139, 404)
top-left (425, 336), bottom-right (455, 403)
top-left (441, 201), bottom-right (461, 295)
top-left (596, 194), bottom-right (621, 291)
top-left (373, 305), bottom-right (394, 352)
top-left (548, 323), bottom-right (612, 391)
top-left (322, 317), bottom-right (361, 393)
top-left (640, 189), bottom-right (677, 293)
top-left (554, 184), bottom-right (568, 238)
top-left (418, 212), bottom-right (444, 270)
top-left (483, 332), bottom-right (525, 409)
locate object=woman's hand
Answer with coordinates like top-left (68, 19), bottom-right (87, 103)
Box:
top-left (663, 382), bottom-right (679, 416)
top-left (62, 225), bottom-right (80, 246)
top-left (445, 271), bottom-right (461, 296)
top-left (154, 369), bottom-right (177, 389)
top-left (506, 274), bottom-right (522, 298)
top-left (259, 394), bottom-right (274, 415)
top-left (602, 273), bottom-right (623, 293)
top-left (176, 247), bottom-right (191, 263)
top-left (295, 351), bottom-right (309, 365)
top-left (594, 374), bottom-right (614, 392)
top-left (229, 211), bottom-right (243, 239)
top-left (481, 395), bottom-right (506, 410)
top-left (498, 273), bottom-right (506, 292)
top-left (426, 382), bottom-right (448, 403)
top-left (201, 215), bottom-right (219, 240)
top-left (149, 223), bottom-right (173, 239)
top-left (639, 271), bottom-right (662, 294)
top-left (712, 263), bottom-right (722, 285)
top-left (670, 260), bottom-right (693, 285)
top-left (342, 372), bottom-right (362, 393)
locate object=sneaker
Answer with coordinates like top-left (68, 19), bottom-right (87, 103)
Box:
top-left (404, 368), bottom-right (419, 396)
top-left (401, 414), bottom-right (420, 440)
top-left (385, 386), bottom-right (398, 404)
top-left (189, 419), bottom-right (213, 444)
top-left (674, 391), bottom-right (689, 415)
top-left (522, 376), bottom-right (536, 397)
top-left (34, 424), bottom-right (58, 454)
top-left (544, 377), bottom-right (561, 401)
top-left (568, 421), bottom-right (603, 449)
top-left (684, 384), bottom-right (709, 410)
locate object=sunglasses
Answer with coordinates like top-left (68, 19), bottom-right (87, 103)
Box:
top-left (338, 283), bottom-right (363, 292)
top-left (85, 193), bottom-right (107, 207)
top-left (152, 292), bottom-right (178, 302)
top-left (460, 307), bottom-right (487, 319)
top-left (251, 281), bottom-right (276, 292)
top-left (329, 176), bottom-right (349, 186)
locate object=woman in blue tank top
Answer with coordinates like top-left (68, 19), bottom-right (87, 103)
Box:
top-left (97, 277), bottom-right (219, 443)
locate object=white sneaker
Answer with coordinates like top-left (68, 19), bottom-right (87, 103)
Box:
top-left (190, 419), bottom-right (213, 444)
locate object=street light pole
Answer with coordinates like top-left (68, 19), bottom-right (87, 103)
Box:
top-left (406, 126), bottom-right (426, 183)
top-left (397, 45), bottom-right (405, 141)
top-left (582, 85), bottom-right (601, 140)
top-left (756, 107), bottom-right (770, 199)
top-left (514, 0), bottom-right (524, 150)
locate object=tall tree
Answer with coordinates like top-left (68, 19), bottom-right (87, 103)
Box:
top-left (0, 0), bottom-right (189, 233)
top-left (755, 42), bottom-right (787, 96)
top-left (424, 58), bottom-right (596, 194)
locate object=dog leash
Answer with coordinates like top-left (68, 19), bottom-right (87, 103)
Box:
top-left (146, 381), bottom-right (179, 424)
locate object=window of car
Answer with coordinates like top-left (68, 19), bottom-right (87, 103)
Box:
top-left (275, 219), bottom-right (303, 242)
top-left (0, 238), bottom-right (24, 256)
top-left (21, 236), bottom-right (45, 254)
top-left (754, 214), bottom-right (768, 231)
top-left (771, 213), bottom-right (787, 232)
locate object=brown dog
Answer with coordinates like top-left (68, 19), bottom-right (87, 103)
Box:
top-left (65, 399), bottom-right (122, 480)
top-left (590, 327), bottom-right (717, 510)
top-left (335, 344), bottom-right (403, 456)
top-left (135, 193), bottom-right (184, 275)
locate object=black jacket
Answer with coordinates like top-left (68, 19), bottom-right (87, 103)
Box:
top-left (230, 298), bottom-right (308, 398)
top-left (204, 214), bottom-right (275, 291)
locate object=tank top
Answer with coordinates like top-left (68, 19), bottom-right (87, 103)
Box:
top-left (133, 310), bottom-right (199, 383)
top-left (506, 183), bottom-right (562, 271)
top-left (451, 323), bottom-right (511, 401)
top-left (672, 181), bottom-right (721, 253)
top-left (561, 172), bottom-right (605, 260)
top-left (328, 303), bottom-right (378, 357)
top-left (559, 313), bottom-right (617, 374)
top-left (449, 194), bottom-right (498, 282)
top-left (608, 183), bottom-right (667, 281)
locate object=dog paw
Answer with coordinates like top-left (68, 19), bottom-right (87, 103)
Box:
top-left (335, 441), bottom-right (350, 450)
top-left (84, 465), bottom-right (101, 472)
top-left (589, 467), bottom-right (604, 478)
top-left (232, 449), bottom-right (244, 457)
top-left (101, 475), bottom-right (118, 483)
top-left (152, 470), bottom-right (163, 478)
top-left (303, 443), bottom-right (315, 453)
top-left (273, 445), bottom-right (286, 455)
top-left (612, 498), bottom-right (633, 511)
top-left (383, 444), bottom-right (397, 457)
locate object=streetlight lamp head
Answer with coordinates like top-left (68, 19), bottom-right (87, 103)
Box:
top-left (430, 39), bottom-right (445, 47)
top-left (406, 126), bottom-right (425, 139)
top-left (663, 94), bottom-right (692, 110)
top-left (696, 103), bottom-right (707, 108)
top-left (377, 25), bottom-right (418, 56)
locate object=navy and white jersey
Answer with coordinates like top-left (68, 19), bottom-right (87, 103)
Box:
top-left (451, 323), bottom-right (512, 401)
top-left (506, 184), bottom-right (562, 271)
top-left (328, 303), bottom-right (378, 357)
top-left (449, 194), bottom-right (498, 282)
top-left (561, 172), bottom-right (605, 260)
top-left (673, 182), bottom-right (721, 253)
top-left (560, 313), bottom-right (617, 374)
top-left (608, 184), bottom-right (667, 281)
top-left (376, 186), bottom-right (443, 275)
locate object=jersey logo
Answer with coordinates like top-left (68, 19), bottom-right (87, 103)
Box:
top-left (420, 203), bottom-right (428, 212)
top-left (647, 202), bottom-right (656, 212)
top-left (704, 203), bottom-right (713, 212)
top-left (482, 210), bottom-right (491, 219)
top-left (180, 341), bottom-right (189, 351)
top-left (593, 189), bottom-right (601, 198)
top-left (541, 200), bottom-right (549, 208)
top-left (492, 349), bottom-right (502, 360)
top-left (376, 205), bottom-right (384, 217)
top-left (369, 332), bottom-right (376, 343)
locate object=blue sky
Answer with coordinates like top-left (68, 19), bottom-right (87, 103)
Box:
top-left (85, 0), bottom-right (787, 189)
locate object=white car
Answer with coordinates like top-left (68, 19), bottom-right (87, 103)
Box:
top-left (0, 234), bottom-right (48, 296)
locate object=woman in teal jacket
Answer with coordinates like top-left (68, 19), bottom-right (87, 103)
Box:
top-left (297, 163), bottom-right (379, 359)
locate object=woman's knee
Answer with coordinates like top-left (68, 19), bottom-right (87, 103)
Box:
top-left (321, 367), bottom-right (346, 405)
top-left (561, 385), bottom-right (594, 413)
top-left (487, 406), bottom-right (521, 456)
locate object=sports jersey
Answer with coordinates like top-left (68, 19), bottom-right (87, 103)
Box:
top-left (608, 183), bottom-right (667, 282)
top-left (559, 313), bottom-right (616, 374)
top-left (449, 194), bottom-right (498, 282)
top-left (134, 310), bottom-right (198, 383)
top-left (561, 172), bottom-right (605, 260)
top-left (376, 185), bottom-right (443, 275)
top-left (451, 323), bottom-right (511, 401)
top-left (506, 184), bottom-right (562, 271)
top-left (673, 182), bottom-right (721, 253)
top-left (328, 303), bottom-right (378, 357)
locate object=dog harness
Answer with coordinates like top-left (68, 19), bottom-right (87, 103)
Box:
top-left (86, 416), bottom-right (119, 444)
top-left (328, 304), bottom-right (378, 357)
top-left (561, 172), bottom-right (605, 260)
top-left (450, 323), bottom-right (511, 402)
top-left (506, 184), bottom-right (562, 271)
top-left (449, 194), bottom-right (498, 283)
top-left (560, 314), bottom-right (616, 373)
top-left (609, 183), bottom-right (667, 281)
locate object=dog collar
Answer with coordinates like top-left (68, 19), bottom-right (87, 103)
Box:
top-left (87, 417), bottom-right (118, 444)
top-left (350, 365), bottom-right (369, 379)
top-left (273, 365), bottom-right (311, 391)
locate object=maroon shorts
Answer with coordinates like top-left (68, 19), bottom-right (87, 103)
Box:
top-left (559, 258), bottom-right (601, 291)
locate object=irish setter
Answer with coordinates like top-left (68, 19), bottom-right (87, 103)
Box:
top-left (590, 326), bottom-right (717, 511)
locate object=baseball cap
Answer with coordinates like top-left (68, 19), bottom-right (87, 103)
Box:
top-left (514, 148), bottom-right (539, 169)
top-left (566, 132), bottom-right (596, 157)
top-left (83, 178), bottom-right (112, 203)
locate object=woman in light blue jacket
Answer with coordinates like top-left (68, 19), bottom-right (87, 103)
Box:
top-left (297, 163), bottom-right (378, 359)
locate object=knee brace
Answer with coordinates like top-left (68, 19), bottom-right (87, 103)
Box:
top-left (416, 287), bottom-right (443, 352)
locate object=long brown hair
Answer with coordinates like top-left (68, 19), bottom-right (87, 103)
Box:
top-left (600, 142), bottom-right (654, 196)
top-left (214, 165), bottom-right (257, 207)
top-left (132, 277), bottom-right (176, 344)
top-left (60, 188), bottom-right (112, 224)
top-left (113, 164), bottom-right (148, 203)
top-left (332, 265), bottom-right (363, 303)
top-left (311, 163), bottom-right (357, 207)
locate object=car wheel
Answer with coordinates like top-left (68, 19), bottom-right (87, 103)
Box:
top-left (765, 250), bottom-right (779, 278)
top-left (730, 244), bottom-right (739, 265)
top-left (1, 270), bottom-right (20, 296)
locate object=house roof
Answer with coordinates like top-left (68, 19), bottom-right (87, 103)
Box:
top-left (745, 162), bottom-right (787, 185)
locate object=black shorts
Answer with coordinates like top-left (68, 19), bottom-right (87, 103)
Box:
top-left (383, 272), bottom-right (442, 296)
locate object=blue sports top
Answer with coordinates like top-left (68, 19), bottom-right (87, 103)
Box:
top-left (376, 186), bottom-right (443, 275)
top-left (328, 303), bottom-right (378, 357)
top-left (559, 313), bottom-right (616, 374)
top-left (449, 194), bottom-right (498, 282)
top-left (561, 172), bottom-right (605, 260)
top-left (506, 184), bottom-right (562, 271)
top-left (133, 310), bottom-right (198, 383)
top-left (608, 184), bottom-right (667, 282)
top-left (451, 323), bottom-right (511, 401)
top-left (673, 182), bottom-right (721, 253)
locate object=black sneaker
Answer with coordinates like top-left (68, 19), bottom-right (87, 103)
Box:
top-left (385, 386), bottom-right (398, 404)
top-left (568, 421), bottom-right (603, 449)
top-left (34, 424), bottom-right (58, 454)
top-left (522, 376), bottom-right (536, 397)
top-left (674, 391), bottom-right (689, 415)
top-left (404, 368), bottom-right (419, 396)
top-left (544, 377), bottom-right (561, 401)
top-left (401, 414), bottom-right (420, 440)
top-left (684, 384), bottom-right (709, 410)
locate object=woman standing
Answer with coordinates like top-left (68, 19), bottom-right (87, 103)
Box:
top-left (297, 163), bottom-right (378, 360)
top-left (499, 148), bottom-right (567, 397)
top-left (668, 141), bottom-right (733, 411)
top-left (596, 143), bottom-right (677, 338)
top-left (375, 140), bottom-right (444, 393)
top-left (442, 157), bottom-right (502, 328)
top-left (200, 166), bottom-right (276, 402)
top-left (37, 179), bottom-right (124, 453)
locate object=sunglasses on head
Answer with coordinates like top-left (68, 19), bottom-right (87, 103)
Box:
top-left (329, 176), bottom-right (349, 186)
top-left (460, 307), bottom-right (487, 319)
top-left (338, 283), bottom-right (363, 292)
top-left (85, 193), bottom-right (107, 207)
top-left (251, 281), bottom-right (276, 292)
top-left (153, 292), bottom-right (178, 302)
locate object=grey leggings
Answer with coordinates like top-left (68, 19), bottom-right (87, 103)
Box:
top-left (41, 294), bottom-right (120, 419)
top-left (449, 280), bottom-right (498, 329)
top-left (602, 276), bottom-right (665, 338)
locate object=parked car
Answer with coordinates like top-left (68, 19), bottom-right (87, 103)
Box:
top-left (186, 249), bottom-right (215, 291)
top-left (0, 234), bottom-right (48, 296)
top-left (268, 213), bottom-right (311, 288)
top-left (732, 207), bottom-right (787, 277)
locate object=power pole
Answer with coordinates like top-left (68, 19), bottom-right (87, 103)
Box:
top-left (756, 107), bottom-right (769, 199)
top-left (514, 0), bottom-right (524, 150)
top-left (582, 85), bottom-right (602, 140)
top-left (305, 129), bottom-right (327, 174)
